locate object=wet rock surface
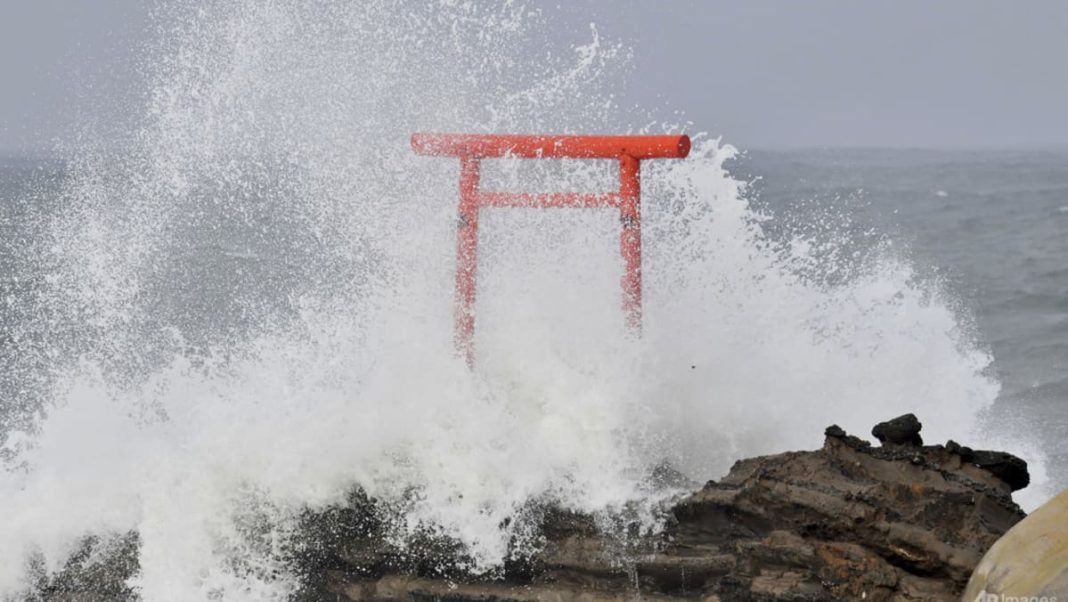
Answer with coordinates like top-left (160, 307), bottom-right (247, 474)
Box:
top-left (30, 416), bottom-right (1030, 601)
top-left (872, 412), bottom-right (924, 447)
top-left (307, 416), bottom-right (1027, 602)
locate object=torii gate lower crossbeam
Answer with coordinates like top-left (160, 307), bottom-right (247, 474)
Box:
top-left (411, 133), bottom-right (691, 364)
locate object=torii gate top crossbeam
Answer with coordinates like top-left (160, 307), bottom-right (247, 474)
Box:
top-left (411, 133), bottom-right (691, 160)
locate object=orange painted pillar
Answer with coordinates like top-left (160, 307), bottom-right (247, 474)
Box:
top-left (456, 157), bottom-right (480, 365)
top-left (619, 154), bottom-right (641, 332)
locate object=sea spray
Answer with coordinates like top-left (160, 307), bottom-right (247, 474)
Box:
top-left (0, 1), bottom-right (1036, 599)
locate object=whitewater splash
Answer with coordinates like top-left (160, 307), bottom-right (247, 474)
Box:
top-left (0, 2), bottom-right (1044, 599)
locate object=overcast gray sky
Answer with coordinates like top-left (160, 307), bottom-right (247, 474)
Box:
top-left (1, 1), bottom-right (1066, 153)
top-left (0, 1), bottom-right (148, 155)
top-left (581, 1), bottom-right (1068, 148)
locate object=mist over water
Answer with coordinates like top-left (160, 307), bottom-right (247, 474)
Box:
top-left (0, 2), bottom-right (1042, 599)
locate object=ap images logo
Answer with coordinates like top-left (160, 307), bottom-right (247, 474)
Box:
top-left (974, 593), bottom-right (1059, 602)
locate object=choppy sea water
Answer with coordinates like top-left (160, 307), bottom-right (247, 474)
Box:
top-left (4, 148), bottom-right (1064, 483)
top-left (738, 148), bottom-right (1068, 485)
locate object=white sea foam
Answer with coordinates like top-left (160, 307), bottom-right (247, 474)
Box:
top-left (0, 2), bottom-right (1045, 599)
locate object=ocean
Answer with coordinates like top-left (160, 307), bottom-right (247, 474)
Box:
top-left (739, 148), bottom-right (1068, 486)
top-left (4, 147), bottom-right (1064, 479)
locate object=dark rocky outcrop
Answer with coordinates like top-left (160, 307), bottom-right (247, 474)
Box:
top-left (872, 413), bottom-right (924, 447)
top-left (945, 440), bottom-right (1030, 492)
top-left (29, 415), bottom-right (1030, 601)
top-left (23, 534), bottom-right (140, 602)
top-left (294, 416), bottom-right (1029, 601)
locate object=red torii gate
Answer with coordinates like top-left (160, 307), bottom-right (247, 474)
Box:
top-left (411, 133), bottom-right (691, 364)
